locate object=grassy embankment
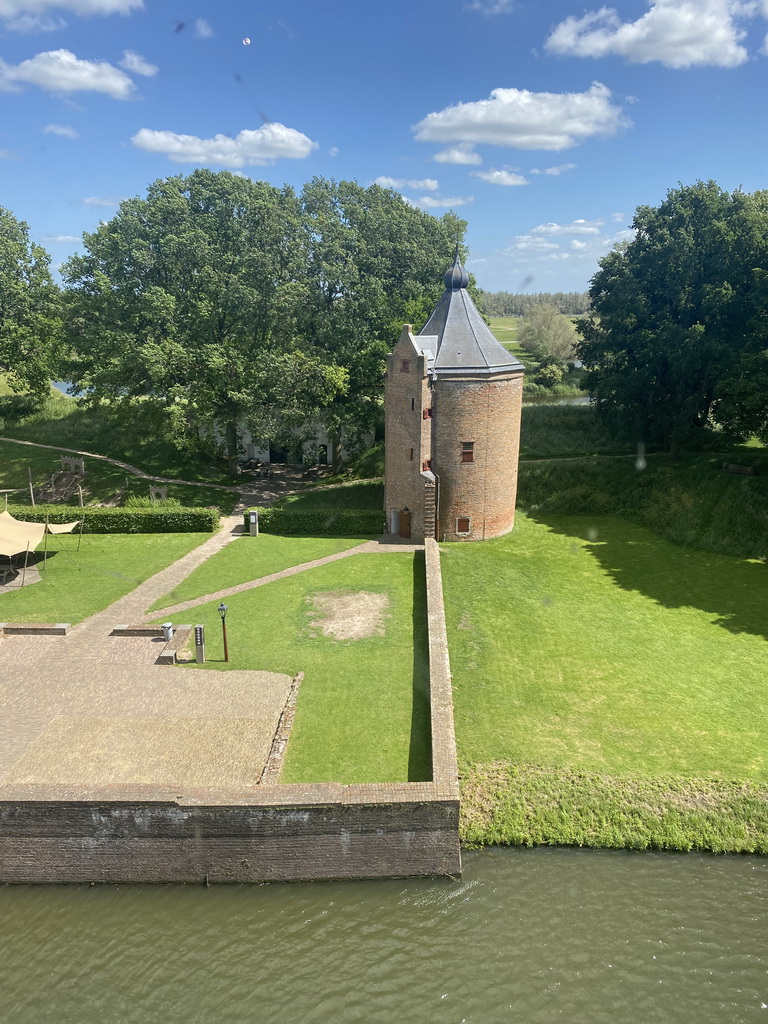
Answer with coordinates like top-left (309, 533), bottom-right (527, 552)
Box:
top-left (0, 386), bottom-right (239, 511)
top-left (444, 412), bottom-right (768, 852)
top-left (0, 533), bottom-right (209, 623)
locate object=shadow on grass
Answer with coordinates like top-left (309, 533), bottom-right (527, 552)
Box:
top-left (535, 514), bottom-right (768, 642)
top-left (408, 550), bottom-right (432, 781)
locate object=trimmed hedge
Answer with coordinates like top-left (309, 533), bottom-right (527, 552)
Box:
top-left (243, 506), bottom-right (383, 536)
top-left (7, 504), bottom-right (219, 534)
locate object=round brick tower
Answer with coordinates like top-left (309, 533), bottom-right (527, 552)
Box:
top-left (422, 254), bottom-right (524, 542)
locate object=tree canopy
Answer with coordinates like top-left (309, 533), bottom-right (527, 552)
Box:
top-left (576, 181), bottom-right (768, 450)
top-left (64, 171), bottom-right (462, 468)
top-left (0, 206), bottom-right (62, 395)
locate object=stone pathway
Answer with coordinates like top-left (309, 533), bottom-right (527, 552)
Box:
top-left (150, 535), bottom-right (423, 620)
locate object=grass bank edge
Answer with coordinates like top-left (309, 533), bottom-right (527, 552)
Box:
top-left (460, 762), bottom-right (768, 854)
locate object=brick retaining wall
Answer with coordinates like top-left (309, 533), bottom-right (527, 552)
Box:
top-left (0, 540), bottom-right (461, 883)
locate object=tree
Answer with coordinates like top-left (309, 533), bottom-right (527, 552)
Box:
top-left (0, 206), bottom-right (62, 395)
top-left (518, 303), bottom-right (577, 365)
top-left (576, 182), bottom-right (768, 451)
top-left (64, 170), bottom-right (347, 471)
top-left (294, 177), bottom-right (465, 468)
top-left (64, 172), bottom-right (468, 472)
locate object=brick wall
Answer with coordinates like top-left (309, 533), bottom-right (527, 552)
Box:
top-left (432, 373), bottom-right (523, 542)
top-left (0, 542), bottom-right (461, 884)
top-left (384, 326), bottom-right (433, 539)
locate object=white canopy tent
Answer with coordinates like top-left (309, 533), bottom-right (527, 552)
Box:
top-left (0, 511), bottom-right (81, 586)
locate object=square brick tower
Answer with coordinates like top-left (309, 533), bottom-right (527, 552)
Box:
top-left (384, 253), bottom-right (524, 541)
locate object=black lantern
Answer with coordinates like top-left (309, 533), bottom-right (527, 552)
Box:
top-left (218, 602), bottom-right (229, 662)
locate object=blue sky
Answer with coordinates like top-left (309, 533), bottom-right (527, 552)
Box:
top-left (2, 0), bottom-right (768, 294)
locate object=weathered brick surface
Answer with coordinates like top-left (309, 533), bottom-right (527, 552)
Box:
top-left (384, 326), bottom-right (434, 539)
top-left (432, 374), bottom-right (523, 541)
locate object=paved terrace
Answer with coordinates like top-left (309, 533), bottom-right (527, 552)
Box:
top-left (0, 516), bottom-right (422, 794)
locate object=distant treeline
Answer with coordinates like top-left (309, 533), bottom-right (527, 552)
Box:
top-left (478, 290), bottom-right (590, 317)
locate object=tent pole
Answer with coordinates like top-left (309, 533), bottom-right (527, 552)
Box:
top-left (21, 542), bottom-right (29, 587)
top-left (43, 515), bottom-right (49, 570)
top-left (28, 467), bottom-right (35, 507)
top-left (77, 517), bottom-right (84, 552)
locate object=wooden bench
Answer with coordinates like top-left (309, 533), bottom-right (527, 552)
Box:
top-left (111, 624), bottom-right (165, 637)
top-left (156, 625), bottom-right (192, 666)
top-left (722, 462), bottom-right (756, 476)
top-left (0, 622), bottom-right (70, 636)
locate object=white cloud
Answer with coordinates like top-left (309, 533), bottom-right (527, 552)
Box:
top-left (119, 49), bottom-right (157, 77)
top-left (466, 0), bottom-right (516, 13)
top-left (414, 82), bottom-right (627, 151)
top-left (82, 195), bottom-right (122, 205)
top-left (195, 18), bottom-right (213, 38)
top-left (530, 163), bottom-right (576, 176)
top-left (131, 123), bottom-right (318, 167)
top-left (571, 239), bottom-right (589, 250)
top-left (43, 122), bottom-right (78, 137)
top-left (545, 0), bottom-right (750, 68)
top-left (328, 146), bottom-right (339, 157)
top-left (432, 143), bottom-right (483, 165)
top-left (0, 49), bottom-right (134, 98)
top-left (504, 235), bottom-right (560, 251)
top-left (0, 147), bottom-right (16, 158)
top-left (472, 168), bottom-right (529, 185)
top-left (532, 219), bottom-right (604, 235)
top-left (549, 252), bottom-right (571, 260)
top-left (611, 211), bottom-right (625, 222)
top-left (0, 0), bottom-right (141, 29)
top-left (410, 194), bottom-right (474, 209)
top-left (374, 176), bottom-right (439, 191)
top-left (42, 233), bottom-right (79, 241)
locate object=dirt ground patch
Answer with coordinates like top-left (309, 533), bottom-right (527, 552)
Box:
top-left (309, 590), bottom-right (389, 640)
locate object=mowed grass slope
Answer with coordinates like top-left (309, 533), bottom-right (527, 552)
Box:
top-left (150, 534), bottom-right (368, 610)
top-left (161, 552), bottom-right (431, 784)
top-left (441, 513), bottom-right (768, 781)
top-left (0, 533), bottom-right (209, 623)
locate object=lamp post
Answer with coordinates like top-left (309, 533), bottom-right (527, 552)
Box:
top-left (218, 602), bottom-right (229, 663)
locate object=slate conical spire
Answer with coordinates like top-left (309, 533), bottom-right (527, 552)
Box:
top-left (419, 252), bottom-right (524, 378)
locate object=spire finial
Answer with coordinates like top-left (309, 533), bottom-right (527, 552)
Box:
top-left (444, 245), bottom-right (469, 290)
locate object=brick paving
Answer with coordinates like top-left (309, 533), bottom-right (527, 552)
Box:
top-left (0, 514), bottom-right (294, 789)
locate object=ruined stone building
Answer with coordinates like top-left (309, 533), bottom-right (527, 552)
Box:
top-left (384, 253), bottom-right (524, 541)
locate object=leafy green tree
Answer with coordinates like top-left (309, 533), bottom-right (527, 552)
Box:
top-left (0, 206), bottom-right (62, 395)
top-left (518, 303), bottom-right (577, 365)
top-left (64, 170), bottom-right (346, 471)
top-left (296, 178), bottom-right (465, 468)
top-left (576, 182), bottom-right (768, 452)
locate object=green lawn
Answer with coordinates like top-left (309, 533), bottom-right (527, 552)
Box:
top-left (0, 438), bottom-right (237, 512)
top-left (0, 533), bottom-right (209, 623)
top-left (0, 387), bottom-right (235, 485)
top-left (442, 513), bottom-right (768, 781)
top-left (150, 534), bottom-right (369, 610)
top-left (159, 551), bottom-right (431, 784)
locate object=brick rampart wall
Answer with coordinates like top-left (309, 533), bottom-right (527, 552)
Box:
top-left (0, 541), bottom-right (460, 884)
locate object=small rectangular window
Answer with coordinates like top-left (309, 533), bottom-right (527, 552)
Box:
top-left (400, 359), bottom-right (410, 373)
top-left (411, 398), bottom-right (415, 410)
top-left (423, 408), bottom-right (433, 419)
top-left (461, 441), bottom-right (475, 463)
top-left (422, 459), bottom-right (432, 471)
top-left (410, 448), bottom-right (414, 461)
top-left (456, 517), bottom-right (471, 535)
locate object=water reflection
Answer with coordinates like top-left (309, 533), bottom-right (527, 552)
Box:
top-left (1, 847), bottom-right (765, 1024)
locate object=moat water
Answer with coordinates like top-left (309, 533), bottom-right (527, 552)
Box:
top-left (1, 847), bottom-right (765, 1024)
